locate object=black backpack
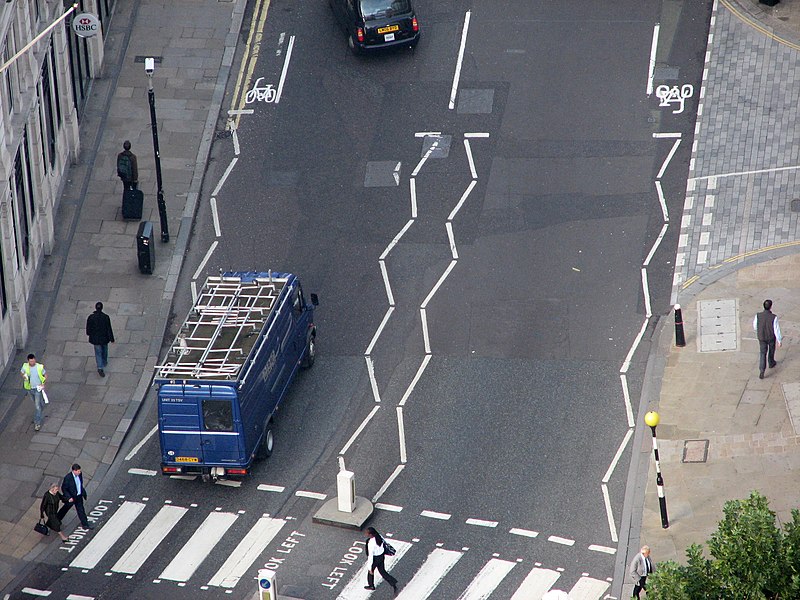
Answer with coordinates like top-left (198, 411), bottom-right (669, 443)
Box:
top-left (117, 153), bottom-right (133, 181)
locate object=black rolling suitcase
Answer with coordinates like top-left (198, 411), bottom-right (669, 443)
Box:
top-left (122, 187), bottom-right (143, 220)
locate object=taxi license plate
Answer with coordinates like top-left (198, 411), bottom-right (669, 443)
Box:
top-left (175, 457), bottom-right (199, 463)
top-left (384, 33), bottom-right (395, 42)
top-left (378, 25), bottom-right (399, 34)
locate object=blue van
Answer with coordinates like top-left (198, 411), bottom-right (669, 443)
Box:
top-left (154, 271), bottom-right (317, 480)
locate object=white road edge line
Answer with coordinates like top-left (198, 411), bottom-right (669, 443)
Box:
top-left (412, 140), bottom-right (439, 177)
top-left (641, 268), bottom-right (652, 318)
top-left (210, 197), bottom-right (222, 238)
top-left (66, 595), bottom-right (94, 600)
top-left (257, 484), bottom-right (286, 493)
top-left (227, 109), bottom-right (254, 115)
top-left (128, 468), bottom-right (157, 477)
top-left (420, 260), bottom-right (457, 309)
top-left (601, 483), bottom-right (619, 543)
top-left (21, 589), bottom-right (52, 597)
top-left (420, 308), bottom-right (431, 354)
top-left (410, 178), bottom-right (418, 218)
top-left (547, 535), bottom-right (575, 546)
top-left (464, 132), bottom-right (490, 138)
top-left (396, 406), bottom-right (407, 464)
top-left (448, 180), bottom-right (477, 221)
top-left (603, 428), bottom-right (634, 483)
top-left (620, 318), bottom-right (649, 374)
top-left (690, 163), bottom-right (800, 182)
top-left (643, 223), bottom-right (669, 267)
top-left (231, 126), bottom-right (240, 156)
top-left (646, 23), bottom-right (660, 96)
top-left (380, 219), bottom-right (415, 260)
top-left (449, 10), bottom-right (472, 109)
top-left (653, 180), bottom-right (669, 222)
top-left (295, 491), bottom-right (326, 500)
top-left (211, 156), bottom-right (238, 196)
top-left (372, 464), bottom-right (405, 503)
top-left (365, 307), bottom-right (395, 356)
top-left (657, 138), bottom-right (681, 179)
top-left (399, 354), bottom-right (432, 406)
top-left (466, 518), bottom-right (498, 528)
top-left (415, 131), bottom-right (442, 137)
top-left (339, 405), bottom-right (381, 455)
top-left (445, 222), bottom-right (458, 259)
top-left (509, 528), bottom-right (538, 538)
top-left (192, 240), bottom-right (219, 281)
top-left (379, 260), bottom-right (395, 306)
top-left (421, 510), bottom-right (452, 520)
top-left (274, 35), bottom-right (295, 103)
top-left (652, 132), bottom-right (681, 138)
top-left (125, 425), bottom-right (158, 461)
top-left (191, 280), bottom-right (197, 304)
top-left (365, 356), bottom-right (382, 403)
top-left (620, 374), bottom-right (635, 428)
top-left (588, 544), bottom-right (617, 555)
top-left (464, 139), bottom-right (477, 179)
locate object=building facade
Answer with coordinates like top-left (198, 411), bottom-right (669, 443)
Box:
top-left (0, 0), bottom-right (111, 368)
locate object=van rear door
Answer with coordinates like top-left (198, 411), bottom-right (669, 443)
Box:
top-left (199, 385), bottom-right (243, 464)
top-left (159, 383), bottom-right (204, 465)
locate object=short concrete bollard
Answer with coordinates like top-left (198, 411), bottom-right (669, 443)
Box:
top-left (257, 569), bottom-right (278, 600)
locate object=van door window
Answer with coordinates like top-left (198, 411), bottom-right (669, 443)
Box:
top-left (292, 286), bottom-right (303, 315)
top-left (203, 399), bottom-right (233, 432)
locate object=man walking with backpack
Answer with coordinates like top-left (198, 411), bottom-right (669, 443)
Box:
top-left (116, 140), bottom-right (138, 190)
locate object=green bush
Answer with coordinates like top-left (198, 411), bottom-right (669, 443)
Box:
top-left (646, 492), bottom-right (800, 600)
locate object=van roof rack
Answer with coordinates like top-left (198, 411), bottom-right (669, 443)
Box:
top-left (155, 274), bottom-right (288, 380)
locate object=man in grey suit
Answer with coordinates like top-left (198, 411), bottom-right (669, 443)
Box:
top-left (629, 545), bottom-right (653, 598)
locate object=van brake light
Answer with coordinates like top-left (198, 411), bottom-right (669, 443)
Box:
top-left (227, 468), bottom-right (247, 475)
top-left (162, 466), bottom-right (181, 474)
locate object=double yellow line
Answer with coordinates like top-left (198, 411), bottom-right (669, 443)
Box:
top-left (719, 0), bottom-right (800, 51)
top-left (229, 0), bottom-right (272, 128)
top-left (682, 240), bottom-right (800, 289)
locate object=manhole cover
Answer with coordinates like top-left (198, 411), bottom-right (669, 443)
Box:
top-left (682, 439), bottom-right (709, 463)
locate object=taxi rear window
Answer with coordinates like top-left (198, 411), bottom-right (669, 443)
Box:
top-left (360, 0), bottom-right (411, 20)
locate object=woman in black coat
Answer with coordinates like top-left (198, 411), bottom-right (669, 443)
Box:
top-left (40, 483), bottom-right (69, 541)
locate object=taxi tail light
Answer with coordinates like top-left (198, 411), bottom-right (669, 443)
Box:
top-left (162, 466), bottom-right (181, 474)
top-left (227, 468), bottom-right (247, 475)
top-left (357, 27), bottom-right (364, 42)
top-left (412, 17), bottom-right (419, 32)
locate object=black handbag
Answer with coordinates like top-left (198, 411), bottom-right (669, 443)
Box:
top-left (34, 519), bottom-right (49, 536)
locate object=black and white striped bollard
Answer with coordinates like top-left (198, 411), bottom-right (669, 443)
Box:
top-left (645, 410), bottom-right (669, 529)
top-left (674, 304), bottom-right (686, 347)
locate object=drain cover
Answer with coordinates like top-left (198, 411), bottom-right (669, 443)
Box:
top-left (698, 298), bottom-right (738, 352)
top-left (682, 439), bottom-right (709, 463)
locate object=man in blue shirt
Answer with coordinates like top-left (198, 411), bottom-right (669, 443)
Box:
top-left (20, 354), bottom-right (46, 431)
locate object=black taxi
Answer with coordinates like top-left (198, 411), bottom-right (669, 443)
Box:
top-left (330, 0), bottom-right (420, 54)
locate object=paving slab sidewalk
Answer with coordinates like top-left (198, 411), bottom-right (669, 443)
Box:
top-left (0, 0), bottom-right (245, 591)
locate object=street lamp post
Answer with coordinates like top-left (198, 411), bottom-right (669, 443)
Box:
top-left (645, 411), bottom-right (669, 528)
top-left (144, 57), bottom-right (169, 243)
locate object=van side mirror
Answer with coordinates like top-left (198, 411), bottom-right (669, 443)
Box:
top-left (310, 293), bottom-right (319, 306)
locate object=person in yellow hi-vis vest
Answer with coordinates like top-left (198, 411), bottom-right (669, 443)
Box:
top-left (21, 353), bottom-right (46, 431)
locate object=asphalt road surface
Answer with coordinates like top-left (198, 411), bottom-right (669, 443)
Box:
top-left (8, 1), bottom-right (712, 599)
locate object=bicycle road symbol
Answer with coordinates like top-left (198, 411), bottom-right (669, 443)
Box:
top-left (245, 77), bottom-right (277, 104)
top-left (655, 84), bottom-right (693, 114)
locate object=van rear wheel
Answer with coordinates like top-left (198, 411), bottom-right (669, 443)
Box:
top-left (257, 427), bottom-right (274, 459)
top-left (301, 335), bottom-right (316, 369)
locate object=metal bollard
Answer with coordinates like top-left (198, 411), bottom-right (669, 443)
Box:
top-left (674, 304), bottom-right (686, 347)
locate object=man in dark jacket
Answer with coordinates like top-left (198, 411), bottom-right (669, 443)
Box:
top-left (86, 302), bottom-right (114, 377)
top-left (754, 299), bottom-right (782, 379)
top-left (116, 140), bottom-right (138, 190)
top-left (56, 464), bottom-right (94, 529)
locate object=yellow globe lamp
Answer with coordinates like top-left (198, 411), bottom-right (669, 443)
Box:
top-left (644, 411), bottom-right (660, 428)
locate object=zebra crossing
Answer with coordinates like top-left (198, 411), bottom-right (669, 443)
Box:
top-left (63, 500), bottom-right (611, 598)
top-left (68, 500), bottom-right (286, 589)
top-left (335, 539), bottom-right (611, 600)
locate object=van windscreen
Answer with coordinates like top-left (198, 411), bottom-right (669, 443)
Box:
top-left (203, 399), bottom-right (233, 431)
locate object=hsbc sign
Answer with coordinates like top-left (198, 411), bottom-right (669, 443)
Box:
top-left (71, 13), bottom-right (100, 38)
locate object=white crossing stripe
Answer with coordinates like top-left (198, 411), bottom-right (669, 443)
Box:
top-left (336, 540), bottom-right (413, 599)
top-left (159, 511), bottom-right (238, 582)
top-left (112, 505), bottom-right (188, 574)
top-left (465, 518), bottom-right (498, 528)
top-left (510, 567), bottom-right (561, 600)
top-left (257, 484), bottom-right (286, 493)
top-left (66, 596), bottom-right (94, 600)
top-left (509, 527), bottom-right (538, 538)
top-left (568, 576), bottom-right (610, 600)
top-left (547, 535), bottom-right (575, 546)
top-left (420, 510), bottom-right (451, 520)
top-left (20, 589), bottom-right (51, 597)
top-left (70, 501), bottom-right (146, 570)
top-left (588, 544), bottom-right (616, 554)
top-left (456, 558), bottom-right (516, 600)
top-left (207, 517), bottom-right (286, 588)
top-left (295, 490), bottom-right (326, 499)
top-left (395, 549), bottom-right (463, 599)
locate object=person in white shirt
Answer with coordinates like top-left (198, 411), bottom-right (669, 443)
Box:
top-left (754, 299), bottom-right (782, 379)
top-left (364, 526), bottom-right (398, 593)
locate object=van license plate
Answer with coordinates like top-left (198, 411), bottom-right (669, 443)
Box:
top-left (378, 25), bottom-right (399, 34)
top-left (384, 33), bottom-right (396, 42)
top-left (175, 457), bottom-right (199, 463)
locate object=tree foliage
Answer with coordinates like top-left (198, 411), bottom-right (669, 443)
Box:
top-left (647, 492), bottom-right (800, 599)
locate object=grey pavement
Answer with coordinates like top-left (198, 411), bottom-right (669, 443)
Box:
top-left (0, 0), bottom-right (245, 591)
top-left (621, 0), bottom-right (800, 597)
